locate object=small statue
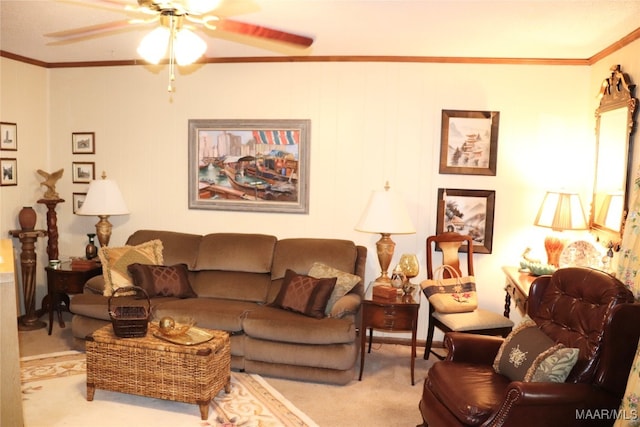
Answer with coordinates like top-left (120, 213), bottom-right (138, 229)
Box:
top-left (37, 168), bottom-right (64, 199)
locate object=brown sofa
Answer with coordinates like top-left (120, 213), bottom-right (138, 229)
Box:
top-left (70, 229), bottom-right (367, 385)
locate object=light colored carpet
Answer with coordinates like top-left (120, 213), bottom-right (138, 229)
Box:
top-left (21, 351), bottom-right (318, 427)
top-left (20, 312), bottom-right (435, 426)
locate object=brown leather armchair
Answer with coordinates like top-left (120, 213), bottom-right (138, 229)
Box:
top-left (418, 267), bottom-right (640, 427)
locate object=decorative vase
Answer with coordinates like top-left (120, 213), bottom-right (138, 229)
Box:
top-left (399, 253), bottom-right (420, 294)
top-left (18, 206), bottom-right (37, 231)
top-left (85, 233), bottom-right (98, 259)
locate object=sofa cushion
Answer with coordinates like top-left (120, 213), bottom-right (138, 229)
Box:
top-left (151, 298), bottom-right (257, 333)
top-left (493, 319), bottom-right (578, 382)
top-left (98, 239), bottom-right (164, 297)
top-left (191, 270), bottom-right (272, 303)
top-left (195, 233), bottom-right (277, 273)
top-left (243, 305), bottom-right (357, 345)
top-left (127, 263), bottom-right (197, 298)
top-left (272, 269), bottom-right (336, 319)
top-left (271, 238), bottom-right (358, 280)
top-left (126, 230), bottom-right (201, 269)
top-left (308, 262), bottom-right (361, 316)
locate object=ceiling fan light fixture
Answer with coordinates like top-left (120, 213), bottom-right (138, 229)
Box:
top-left (137, 26), bottom-right (170, 64)
top-left (174, 28), bottom-right (207, 65)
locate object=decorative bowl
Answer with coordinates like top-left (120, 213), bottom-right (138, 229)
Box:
top-left (527, 262), bottom-right (557, 276)
top-left (155, 316), bottom-right (195, 337)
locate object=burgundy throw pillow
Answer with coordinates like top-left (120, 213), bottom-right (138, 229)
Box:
top-left (127, 263), bottom-right (196, 298)
top-left (272, 269), bottom-right (337, 319)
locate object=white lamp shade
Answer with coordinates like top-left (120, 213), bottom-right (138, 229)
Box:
top-left (534, 191), bottom-right (587, 231)
top-left (355, 187), bottom-right (416, 234)
top-left (137, 26), bottom-right (170, 64)
top-left (77, 179), bottom-right (129, 216)
top-left (174, 28), bottom-right (207, 66)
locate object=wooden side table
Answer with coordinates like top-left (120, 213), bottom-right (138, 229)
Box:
top-left (359, 289), bottom-right (420, 385)
top-left (44, 261), bottom-right (102, 335)
top-left (502, 266), bottom-right (536, 318)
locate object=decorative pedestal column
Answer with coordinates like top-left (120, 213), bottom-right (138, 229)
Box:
top-left (8, 229), bottom-right (47, 331)
top-left (37, 198), bottom-right (64, 261)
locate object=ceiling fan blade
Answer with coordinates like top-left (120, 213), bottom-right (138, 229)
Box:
top-left (45, 20), bottom-right (135, 38)
top-left (216, 19), bottom-right (313, 48)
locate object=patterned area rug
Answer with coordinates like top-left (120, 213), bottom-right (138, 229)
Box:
top-left (21, 351), bottom-right (318, 427)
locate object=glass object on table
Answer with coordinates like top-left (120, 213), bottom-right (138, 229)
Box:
top-left (399, 253), bottom-right (419, 294)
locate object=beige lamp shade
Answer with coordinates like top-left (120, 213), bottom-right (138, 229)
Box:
top-left (534, 191), bottom-right (587, 232)
top-left (355, 185), bottom-right (416, 235)
top-left (355, 183), bottom-right (415, 283)
top-left (595, 192), bottom-right (624, 231)
top-left (77, 179), bottom-right (129, 216)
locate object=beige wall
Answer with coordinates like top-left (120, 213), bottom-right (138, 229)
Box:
top-left (2, 42), bottom-right (639, 340)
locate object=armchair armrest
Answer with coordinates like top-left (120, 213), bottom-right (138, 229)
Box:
top-left (487, 382), bottom-right (617, 427)
top-left (445, 332), bottom-right (504, 364)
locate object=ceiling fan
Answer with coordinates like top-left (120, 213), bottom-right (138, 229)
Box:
top-left (46, 0), bottom-right (314, 91)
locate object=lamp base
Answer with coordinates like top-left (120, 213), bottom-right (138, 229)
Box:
top-left (95, 215), bottom-right (113, 248)
top-left (544, 233), bottom-right (566, 267)
top-left (375, 233), bottom-right (396, 283)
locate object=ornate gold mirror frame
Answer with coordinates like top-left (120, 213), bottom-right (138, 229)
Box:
top-left (590, 65), bottom-right (637, 248)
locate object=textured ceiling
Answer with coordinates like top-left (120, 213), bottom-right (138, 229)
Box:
top-left (1, 0), bottom-right (640, 64)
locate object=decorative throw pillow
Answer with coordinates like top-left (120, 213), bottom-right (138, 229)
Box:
top-left (99, 239), bottom-right (164, 297)
top-left (127, 263), bottom-right (197, 298)
top-left (272, 269), bottom-right (337, 319)
top-left (493, 318), bottom-right (578, 382)
top-left (308, 262), bottom-right (361, 316)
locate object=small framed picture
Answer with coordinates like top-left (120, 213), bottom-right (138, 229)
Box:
top-left (1, 122), bottom-right (17, 151)
top-left (439, 110), bottom-right (500, 176)
top-left (0, 158), bottom-right (18, 186)
top-left (72, 192), bottom-right (87, 214)
top-left (72, 162), bottom-right (95, 183)
top-left (72, 132), bottom-right (95, 154)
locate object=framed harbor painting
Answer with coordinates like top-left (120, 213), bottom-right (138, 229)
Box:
top-left (439, 110), bottom-right (499, 176)
top-left (188, 119), bottom-right (310, 213)
top-left (435, 188), bottom-right (495, 254)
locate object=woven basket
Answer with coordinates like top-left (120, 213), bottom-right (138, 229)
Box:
top-left (108, 286), bottom-right (150, 338)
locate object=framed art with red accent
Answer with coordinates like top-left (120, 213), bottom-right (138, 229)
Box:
top-left (188, 119), bottom-right (310, 213)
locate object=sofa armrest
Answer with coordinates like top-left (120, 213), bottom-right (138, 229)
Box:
top-left (329, 293), bottom-right (362, 319)
top-left (84, 275), bottom-right (106, 295)
top-left (486, 382), bottom-right (615, 427)
top-left (445, 332), bottom-right (504, 364)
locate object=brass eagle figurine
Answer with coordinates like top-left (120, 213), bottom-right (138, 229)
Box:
top-left (37, 168), bottom-right (64, 199)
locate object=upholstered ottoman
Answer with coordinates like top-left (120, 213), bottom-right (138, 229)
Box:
top-left (86, 324), bottom-right (230, 420)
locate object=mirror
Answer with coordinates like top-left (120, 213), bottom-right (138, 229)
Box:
top-left (590, 65), bottom-right (637, 248)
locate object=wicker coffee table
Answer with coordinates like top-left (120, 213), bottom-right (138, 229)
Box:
top-left (86, 324), bottom-right (231, 420)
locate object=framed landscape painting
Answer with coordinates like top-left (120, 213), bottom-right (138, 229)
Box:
top-left (188, 119), bottom-right (310, 214)
top-left (435, 188), bottom-right (496, 254)
top-left (439, 110), bottom-right (499, 176)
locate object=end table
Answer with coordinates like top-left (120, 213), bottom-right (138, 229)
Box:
top-left (359, 286), bottom-right (420, 385)
top-left (44, 261), bottom-right (102, 335)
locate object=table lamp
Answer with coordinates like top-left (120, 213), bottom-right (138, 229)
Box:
top-left (534, 190), bottom-right (587, 267)
top-left (595, 191), bottom-right (624, 231)
top-left (77, 172), bottom-right (129, 248)
top-left (355, 182), bottom-right (416, 283)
